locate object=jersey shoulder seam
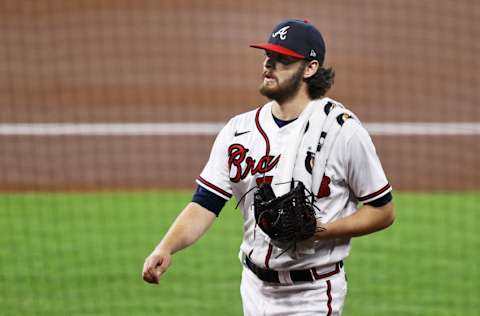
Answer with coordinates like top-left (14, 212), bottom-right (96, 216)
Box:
top-left (343, 119), bottom-right (368, 146)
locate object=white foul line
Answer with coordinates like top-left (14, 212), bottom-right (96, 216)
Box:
top-left (365, 123), bottom-right (480, 136)
top-left (0, 123), bottom-right (224, 136)
top-left (0, 122), bottom-right (479, 136)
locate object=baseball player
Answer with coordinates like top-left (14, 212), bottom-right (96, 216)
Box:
top-left (143, 19), bottom-right (395, 315)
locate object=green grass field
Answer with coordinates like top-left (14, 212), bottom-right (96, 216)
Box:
top-left (0, 191), bottom-right (479, 315)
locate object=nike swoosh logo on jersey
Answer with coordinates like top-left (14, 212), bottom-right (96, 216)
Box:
top-left (234, 130), bottom-right (251, 137)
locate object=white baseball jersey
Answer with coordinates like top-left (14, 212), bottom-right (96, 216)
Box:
top-left (196, 97), bottom-right (391, 271)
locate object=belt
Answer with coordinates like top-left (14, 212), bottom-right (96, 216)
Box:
top-left (245, 256), bottom-right (343, 284)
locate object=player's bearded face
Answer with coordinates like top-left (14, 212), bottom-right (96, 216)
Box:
top-left (259, 56), bottom-right (306, 103)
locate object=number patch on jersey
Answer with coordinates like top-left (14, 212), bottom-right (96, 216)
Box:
top-left (317, 175), bottom-right (331, 198)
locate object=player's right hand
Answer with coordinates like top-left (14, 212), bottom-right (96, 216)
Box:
top-left (142, 249), bottom-right (172, 284)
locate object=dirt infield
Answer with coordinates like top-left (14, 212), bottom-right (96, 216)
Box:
top-left (0, 1), bottom-right (479, 191)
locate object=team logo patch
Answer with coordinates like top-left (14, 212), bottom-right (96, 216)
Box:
top-left (272, 26), bottom-right (290, 40)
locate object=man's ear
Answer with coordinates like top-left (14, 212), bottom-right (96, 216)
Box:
top-left (304, 60), bottom-right (320, 79)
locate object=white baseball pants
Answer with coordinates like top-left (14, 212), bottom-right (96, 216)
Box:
top-left (240, 266), bottom-right (347, 316)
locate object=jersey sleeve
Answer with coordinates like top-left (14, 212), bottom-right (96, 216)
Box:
top-left (192, 185), bottom-right (228, 216)
top-left (196, 119), bottom-right (234, 200)
top-left (344, 121), bottom-right (392, 204)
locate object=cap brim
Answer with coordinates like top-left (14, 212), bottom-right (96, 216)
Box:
top-left (250, 43), bottom-right (305, 59)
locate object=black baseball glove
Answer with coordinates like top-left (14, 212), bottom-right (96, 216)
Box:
top-left (253, 181), bottom-right (318, 246)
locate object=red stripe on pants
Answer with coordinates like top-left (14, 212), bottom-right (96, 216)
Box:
top-left (326, 280), bottom-right (332, 316)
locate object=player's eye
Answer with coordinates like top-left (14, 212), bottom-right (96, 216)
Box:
top-left (265, 51), bottom-right (276, 60)
top-left (277, 55), bottom-right (298, 65)
top-left (265, 52), bottom-right (299, 65)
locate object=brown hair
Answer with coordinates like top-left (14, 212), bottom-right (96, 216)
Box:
top-left (304, 66), bottom-right (335, 99)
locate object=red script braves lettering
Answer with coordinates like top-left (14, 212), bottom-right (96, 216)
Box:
top-left (228, 144), bottom-right (280, 183)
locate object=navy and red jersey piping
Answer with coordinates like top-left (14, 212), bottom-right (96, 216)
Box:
top-left (196, 176), bottom-right (232, 199)
top-left (358, 183), bottom-right (391, 202)
top-left (254, 106), bottom-right (277, 270)
top-left (255, 106), bottom-right (271, 156)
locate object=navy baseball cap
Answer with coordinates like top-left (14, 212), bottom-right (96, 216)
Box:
top-left (250, 19), bottom-right (326, 64)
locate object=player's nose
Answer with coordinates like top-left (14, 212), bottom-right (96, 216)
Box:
top-left (263, 55), bottom-right (276, 70)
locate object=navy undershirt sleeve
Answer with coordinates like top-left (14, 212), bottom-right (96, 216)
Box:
top-left (364, 192), bottom-right (393, 207)
top-left (192, 185), bottom-right (228, 216)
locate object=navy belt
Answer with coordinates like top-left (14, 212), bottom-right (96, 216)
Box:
top-left (245, 256), bottom-right (342, 283)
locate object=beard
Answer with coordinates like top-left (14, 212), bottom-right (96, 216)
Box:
top-left (259, 64), bottom-right (306, 104)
